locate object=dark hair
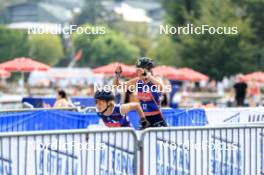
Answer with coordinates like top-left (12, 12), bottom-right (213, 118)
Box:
top-left (58, 90), bottom-right (67, 99)
top-left (136, 57), bottom-right (155, 70)
top-left (94, 90), bottom-right (114, 101)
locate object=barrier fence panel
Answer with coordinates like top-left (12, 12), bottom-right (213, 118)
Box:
top-left (0, 108), bottom-right (208, 132)
top-left (205, 107), bottom-right (264, 124)
top-left (0, 110), bottom-right (100, 132)
top-left (0, 128), bottom-right (138, 175)
top-left (0, 107), bottom-right (77, 113)
top-left (140, 123), bottom-right (264, 175)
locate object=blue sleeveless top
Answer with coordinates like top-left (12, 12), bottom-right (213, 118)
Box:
top-left (99, 105), bottom-right (130, 127)
top-left (137, 79), bottom-right (161, 116)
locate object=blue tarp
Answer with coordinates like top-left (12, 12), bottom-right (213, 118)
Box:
top-left (0, 108), bottom-right (208, 132)
top-left (129, 108), bottom-right (208, 129)
top-left (22, 97), bottom-right (96, 108)
top-left (0, 110), bottom-right (100, 132)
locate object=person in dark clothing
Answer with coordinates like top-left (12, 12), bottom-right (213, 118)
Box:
top-left (233, 75), bottom-right (248, 107)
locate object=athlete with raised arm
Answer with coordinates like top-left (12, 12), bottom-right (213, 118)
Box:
top-left (113, 57), bottom-right (168, 127)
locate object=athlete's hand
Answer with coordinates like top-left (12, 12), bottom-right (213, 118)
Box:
top-left (115, 66), bottom-right (123, 75)
top-left (140, 118), bottom-right (150, 130)
top-left (143, 70), bottom-right (151, 79)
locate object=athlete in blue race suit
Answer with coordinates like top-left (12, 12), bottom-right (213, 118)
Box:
top-left (113, 57), bottom-right (168, 127)
top-left (94, 90), bottom-right (149, 128)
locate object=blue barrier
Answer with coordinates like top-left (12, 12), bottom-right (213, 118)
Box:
top-left (175, 109), bottom-right (208, 126)
top-left (129, 108), bottom-right (208, 129)
top-left (0, 110), bottom-right (100, 132)
top-left (22, 97), bottom-right (96, 108)
top-left (0, 108), bottom-right (208, 132)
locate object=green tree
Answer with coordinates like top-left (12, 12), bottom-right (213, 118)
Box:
top-left (180, 0), bottom-right (258, 80)
top-left (234, 0), bottom-right (264, 69)
top-left (28, 34), bottom-right (64, 66)
top-left (72, 24), bottom-right (140, 67)
top-left (148, 35), bottom-right (181, 66)
top-left (162, 0), bottom-right (202, 26)
top-left (111, 22), bottom-right (152, 57)
top-left (76, 0), bottom-right (101, 25)
top-left (161, 0), bottom-right (261, 80)
top-left (0, 26), bottom-right (29, 61)
top-left (243, 1), bottom-right (264, 43)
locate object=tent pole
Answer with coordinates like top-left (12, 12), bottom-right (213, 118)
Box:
top-left (21, 72), bottom-right (25, 94)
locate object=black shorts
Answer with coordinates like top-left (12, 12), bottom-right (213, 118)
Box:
top-left (145, 114), bottom-right (168, 127)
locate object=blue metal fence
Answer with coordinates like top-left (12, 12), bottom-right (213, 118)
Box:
top-left (0, 110), bottom-right (100, 132)
top-left (0, 108), bottom-right (208, 132)
top-left (22, 97), bottom-right (96, 108)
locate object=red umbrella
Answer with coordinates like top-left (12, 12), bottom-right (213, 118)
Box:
top-left (176, 68), bottom-right (209, 82)
top-left (242, 72), bottom-right (264, 82)
top-left (153, 66), bottom-right (208, 82)
top-left (0, 57), bottom-right (50, 72)
top-left (153, 66), bottom-right (188, 80)
top-left (0, 57), bottom-right (50, 91)
top-left (0, 69), bottom-right (11, 78)
top-left (93, 62), bottom-right (136, 77)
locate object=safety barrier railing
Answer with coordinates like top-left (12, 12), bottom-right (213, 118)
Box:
top-left (1, 121), bottom-right (264, 175)
top-left (0, 108), bottom-right (94, 132)
top-left (205, 107), bottom-right (264, 124)
top-left (0, 108), bottom-right (208, 132)
top-left (0, 107), bottom-right (77, 113)
top-left (0, 128), bottom-right (138, 175)
top-left (139, 123), bottom-right (264, 175)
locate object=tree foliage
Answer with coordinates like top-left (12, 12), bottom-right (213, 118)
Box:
top-left (28, 34), bottom-right (64, 66)
top-left (0, 26), bottom-right (29, 61)
top-left (161, 0), bottom-right (264, 80)
top-left (111, 22), bottom-right (152, 57)
top-left (72, 24), bottom-right (140, 67)
top-left (0, 26), bottom-right (64, 66)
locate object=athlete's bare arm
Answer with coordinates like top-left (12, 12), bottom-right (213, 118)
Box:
top-left (113, 66), bottom-right (139, 91)
top-left (147, 73), bottom-right (164, 92)
top-left (120, 103), bottom-right (145, 119)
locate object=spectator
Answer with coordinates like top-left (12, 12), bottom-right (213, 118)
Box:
top-left (54, 90), bottom-right (71, 107)
top-left (248, 78), bottom-right (260, 107)
top-left (233, 75), bottom-right (248, 107)
top-left (86, 84), bottom-right (95, 96)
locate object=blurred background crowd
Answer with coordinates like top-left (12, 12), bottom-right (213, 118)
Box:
top-left (0, 0), bottom-right (263, 109)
